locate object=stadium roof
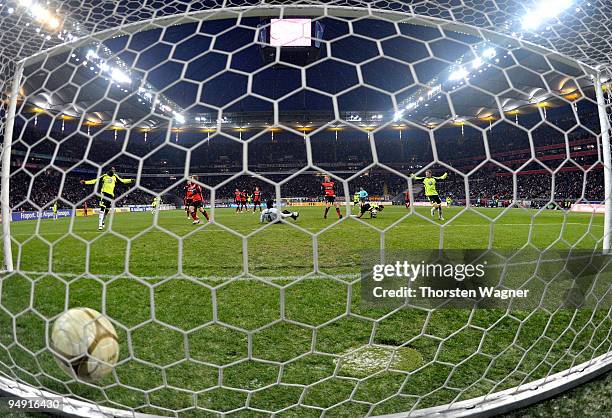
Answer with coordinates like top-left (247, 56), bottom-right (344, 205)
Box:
top-left (3, 1), bottom-right (611, 132)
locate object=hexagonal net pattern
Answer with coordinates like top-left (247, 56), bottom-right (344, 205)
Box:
top-left (0, 3), bottom-right (611, 418)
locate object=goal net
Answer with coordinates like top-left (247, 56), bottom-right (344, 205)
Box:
top-left (0, 2), bottom-right (611, 417)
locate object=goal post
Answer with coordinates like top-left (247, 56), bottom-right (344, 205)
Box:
top-left (594, 71), bottom-right (612, 254)
top-left (1, 62), bottom-right (23, 273)
top-left (0, 3), bottom-right (610, 417)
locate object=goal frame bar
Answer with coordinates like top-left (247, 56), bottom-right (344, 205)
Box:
top-left (2, 5), bottom-right (610, 270)
top-left (1, 61), bottom-right (23, 272)
top-left (0, 350), bottom-right (608, 417)
top-left (594, 74), bottom-right (612, 253)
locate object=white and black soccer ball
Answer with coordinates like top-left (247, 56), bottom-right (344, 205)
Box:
top-left (50, 307), bottom-right (119, 382)
top-left (371, 209), bottom-right (378, 218)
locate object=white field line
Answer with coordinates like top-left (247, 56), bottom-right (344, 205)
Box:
top-left (8, 222), bottom-right (605, 237)
top-left (11, 252), bottom-right (603, 282)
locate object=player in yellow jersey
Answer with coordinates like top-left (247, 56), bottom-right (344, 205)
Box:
top-left (411, 170), bottom-right (448, 221)
top-left (151, 196), bottom-right (159, 214)
top-left (52, 201), bottom-right (58, 221)
top-left (80, 167), bottom-right (134, 230)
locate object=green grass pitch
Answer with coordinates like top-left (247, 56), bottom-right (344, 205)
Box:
top-left (0, 205), bottom-right (609, 416)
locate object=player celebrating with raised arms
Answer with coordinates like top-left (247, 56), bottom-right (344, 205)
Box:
top-left (80, 167), bottom-right (134, 230)
top-left (321, 175), bottom-right (342, 219)
top-left (411, 170), bottom-right (448, 221)
top-left (260, 200), bottom-right (299, 223)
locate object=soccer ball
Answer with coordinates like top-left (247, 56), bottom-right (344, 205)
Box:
top-left (50, 307), bottom-right (119, 382)
top-left (371, 209), bottom-right (378, 218)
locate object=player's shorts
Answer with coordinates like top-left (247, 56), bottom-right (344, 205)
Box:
top-left (325, 195), bottom-right (336, 203)
top-left (99, 192), bottom-right (113, 210)
top-left (191, 199), bottom-right (203, 208)
top-left (253, 198), bottom-right (261, 204)
top-left (185, 199), bottom-right (192, 208)
top-left (427, 195), bottom-right (442, 204)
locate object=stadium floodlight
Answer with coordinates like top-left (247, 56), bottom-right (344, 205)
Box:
top-left (174, 113), bottom-right (186, 124)
top-left (472, 57), bottom-right (484, 69)
top-left (521, 0), bottom-right (573, 30)
top-left (110, 68), bottom-right (130, 84)
top-left (17, 0), bottom-right (61, 30)
top-left (482, 47), bottom-right (496, 58)
top-left (449, 67), bottom-right (469, 81)
top-left (44, 15), bottom-right (60, 29)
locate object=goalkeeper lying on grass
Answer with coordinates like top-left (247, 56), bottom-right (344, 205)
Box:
top-left (260, 200), bottom-right (299, 223)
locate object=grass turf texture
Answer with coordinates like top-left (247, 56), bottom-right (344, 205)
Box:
top-left (0, 206), bottom-right (610, 417)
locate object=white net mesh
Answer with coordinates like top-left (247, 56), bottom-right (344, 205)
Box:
top-left (0, 2), bottom-right (611, 417)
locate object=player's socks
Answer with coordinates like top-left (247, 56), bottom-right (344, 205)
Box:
top-left (336, 208), bottom-right (341, 218)
top-left (98, 211), bottom-right (105, 229)
top-left (191, 210), bottom-right (200, 224)
top-left (324, 207), bottom-right (330, 218)
top-left (202, 210), bottom-right (210, 221)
